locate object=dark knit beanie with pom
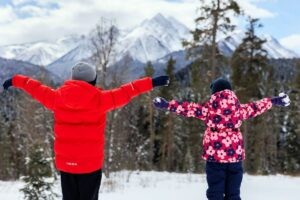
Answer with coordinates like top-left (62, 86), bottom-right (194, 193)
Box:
top-left (210, 78), bottom-right (232, 94)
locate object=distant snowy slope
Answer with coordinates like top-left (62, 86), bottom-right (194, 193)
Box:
top-left (117, 13), bottom-right (190, 62)
top-left (218, 31), bottom-right (299, 58)
top-left (46, 39), bottom-right (93, 79)
top-left (45, 14), bottom-right (299, 81)
top-left (0, 13), bottom-right (190, 68)
top-left (262, 34), bottom-right (299, 59)
top-left (46, 13), bottom-right (191, 80)
top-left (0, 44), bottom-right (30, 59)
top-left (0, 13), bottom-right (298, 81)
top-left (0, 35), bottom-right (83, 66)
top-left (0, 171), bottom-right (299, 200)
top-left (16, 42), bottom-right (61, 66)
top-left (0, 57), bottom-right (61, 84)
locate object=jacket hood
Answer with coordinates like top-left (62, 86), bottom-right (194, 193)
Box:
top-left (56, 80), bottom-right (101, 110)
top-left (207, 89), bottom-right (241, 127)
top-left (209, 89), bottom-right (240, 108)
top-left (210, 89), bottom-right (238, 101)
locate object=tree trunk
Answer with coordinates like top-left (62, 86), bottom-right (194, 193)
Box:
top-left (167, 115), bottom-right (174, 171)
top-left (211, 0), bottom-right (221, 77)
top-left (148, 94), bottom-right (155, 168)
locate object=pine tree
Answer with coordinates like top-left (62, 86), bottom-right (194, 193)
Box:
top-left (279, 62), bottom-right (300, 174)
top-left (231, 17), bottom-right (276, 174)
top-left (184, 58), bottom-right (212, 172)
top-left (0, 93), bottom-right (17, 180)
top-left (0, 90), bottom-right (28, 180)
top-left (231, 17), bottom-right (269, 97)
top-left (183, 0), bottom-right (241, 77)
top-left (180, 82), bottom-right (207, 173)
top-left (143, 61), bottom-right (156, 168)
top-left (155, 57), bottom-right (181, 171)
top-left (20, 143), bottom-right (57, 200)
top-left (0, 75), bottom-right (56, 180)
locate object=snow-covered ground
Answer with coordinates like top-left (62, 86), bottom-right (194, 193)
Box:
top-left (0, 171), bottom-right (299, 200)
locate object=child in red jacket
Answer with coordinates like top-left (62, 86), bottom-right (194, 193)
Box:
top-left (153, 77), bottom-right (290, 200)
top-left (2, 62), bottom-right (169, 200)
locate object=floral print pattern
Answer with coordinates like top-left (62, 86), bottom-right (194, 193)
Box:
top-left (167, 89), bottom-right (272, 163)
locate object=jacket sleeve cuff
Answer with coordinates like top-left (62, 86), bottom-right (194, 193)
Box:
top-left (131, 77), bottom-right (153, 93)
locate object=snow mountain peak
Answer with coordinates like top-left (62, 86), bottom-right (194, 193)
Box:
top-left (218, 30), bottom-right (299, 59)
top-left (118, 13), bottom-right (190, 62)
top-left (0, 13), bottom-right (298, 80)
top-left (0, 35), bottom-right (84, 66)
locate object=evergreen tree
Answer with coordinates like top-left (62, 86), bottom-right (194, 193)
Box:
top-left (143, 61), bottom-right (156, 168)
top-left (144, 61), bottom-right (155, 77)
top-left (156, 57), bottom-right (181, 171)
top-left (231, 17), bottom-right (276, 174)
top-left (20, 143), bottom-right (56, 200)
top-left (0, 92), bottom-right (17, 180)
top-left (0, 75), bottom-right (56, 181)
top-left (0, 90), bottom-right (28, 180)
top-left (231, 17), bottom-right (269, 97)
top-left (111, 102), bottom-right (143, 171)
top-left (279, 62), bottom-right (300, 174)
top-left (183, 0), bottom-right (241, 77)
top-left (184, 58), bottom-right (212, 172)
top-left (181, 81), bottom-right (207, 172)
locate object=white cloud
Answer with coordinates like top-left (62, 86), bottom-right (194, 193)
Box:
top-left (12, 0), bottom-right (34, 6)
top-left (280, 34), bottom-right (300, 55)
top-left (237, 0), bottom-right (276, 18)
top-left (90, 0), bottom-right (198, 28)
top-left (19, 5), bottom-right (51, 17)
top-left (0, 0), bottom-right (277, 46)
top-left (248, 0), bottom-right (278, 3)
top-left (0, 5), bottom-right (17, 24)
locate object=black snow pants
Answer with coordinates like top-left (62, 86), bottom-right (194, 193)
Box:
top-left (206, 162), bottom-right (243, 200)
top-left (60, 169), bottom-right (102, 200)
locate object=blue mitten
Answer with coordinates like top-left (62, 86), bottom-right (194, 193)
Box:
top-left (152, 76), bottom-right (170, 87)
top-left (3, 78), bottom-right (13, 90)
top-left (271, 93), bottom-right (290, 107)
top-left (153, 97), bottom-right (169, 109)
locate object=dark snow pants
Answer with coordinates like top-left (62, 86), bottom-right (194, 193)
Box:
top-left (206, 162), bottom-right (243, 200)
top-left (60, 169), bottom-right (102, 200)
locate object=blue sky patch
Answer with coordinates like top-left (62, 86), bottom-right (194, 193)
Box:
top-left (0, 0), bottom-right (11, 6)
top-left (4, 0), bottom-right (60, 19)
top-left (255, 0), bottom-right (300, 39)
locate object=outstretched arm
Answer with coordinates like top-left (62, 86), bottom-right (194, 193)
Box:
top-left (101, 76), bottom-right (169, 112)
top-left (239, 93), bottom-right (290, 120)
top-left (153, 97), bottom-right (208, 121)
top-left (3, 75), bottom-right (56, 110)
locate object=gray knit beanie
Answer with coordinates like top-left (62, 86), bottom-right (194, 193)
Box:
top-left (71, 62), bottom-right (97, 82)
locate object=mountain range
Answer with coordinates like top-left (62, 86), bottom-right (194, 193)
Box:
top-left (0, 57), bottom-right (61, 89)
top-left (0, 13), bottom-right (298, 81)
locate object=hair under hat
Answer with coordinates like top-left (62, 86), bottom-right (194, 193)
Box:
top-left (71, 62), bottom-right (97, 83)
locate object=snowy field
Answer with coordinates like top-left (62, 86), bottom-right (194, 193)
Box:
top-left (0, 171), bottom-right (300, 200)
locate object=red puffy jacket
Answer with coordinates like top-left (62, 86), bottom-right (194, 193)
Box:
top-left (12, 75), bottom-right (153, 173)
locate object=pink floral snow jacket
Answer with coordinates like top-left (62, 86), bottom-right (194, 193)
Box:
top-left (167, 89), bottom-right (273, 163)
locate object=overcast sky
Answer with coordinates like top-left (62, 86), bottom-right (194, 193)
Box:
top-left (0, 0), bottom-right (299, 54)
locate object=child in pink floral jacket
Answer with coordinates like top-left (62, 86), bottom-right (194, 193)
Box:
top-left (153, 78), bottom-right (290, 200)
